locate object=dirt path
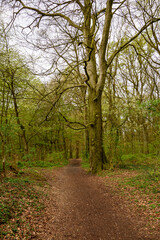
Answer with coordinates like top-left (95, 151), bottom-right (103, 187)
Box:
top-left (35, 159), bottom-right (152, 240)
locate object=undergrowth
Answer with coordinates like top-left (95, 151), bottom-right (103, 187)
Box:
top-left (18, 151), bottom-right (68, 169)
top-left (81, 156), bottom-right (90, 171)
top-left (100, 156), bottom-right (160, 195)
top-left (0, 153), bottom-right (68, 239)
top-left (116, 154), bottom-right (160, 195)
top-left (98, 154), bottom-right (160, 228)
top-left (0, 175), bottom-right (46, 239)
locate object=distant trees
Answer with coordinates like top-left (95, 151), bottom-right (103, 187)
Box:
top-left (102, 34), bottom-right (160, 165)
top-left (0, 25), bottom-right (84, 176)
top-left (0, 25), bottom-right (29, 175)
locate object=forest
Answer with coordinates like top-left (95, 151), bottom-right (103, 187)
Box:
top-left (0, 0), bottom-right (160, 175)
top-left (0, 0), bottom-right (160, 239)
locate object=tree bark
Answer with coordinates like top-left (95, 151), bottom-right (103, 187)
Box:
top-left (83, 0), bottom-right (113, 173)
top-left (88, 88), bottom-right (105, 173)
top-left (84, 98), bottom-right (89, 158)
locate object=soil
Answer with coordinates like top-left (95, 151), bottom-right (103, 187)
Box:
top-left (32, 159), bottom-right (158, 240)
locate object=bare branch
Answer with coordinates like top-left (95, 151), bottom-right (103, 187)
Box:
top-left (107, 17), bottom-right (160, 67)
top-left (37, 84), bottom-right (86, 126)
top-left (112, 0), bottom-right (126, 15)
top-left (74, 0), bottom-right (84, 12)
top-left (16, 0), bottom-right (83, 30)
top-left (59, 112), bottom-right (86, 130)
top-left (99, 0), bottom-right (113, 61)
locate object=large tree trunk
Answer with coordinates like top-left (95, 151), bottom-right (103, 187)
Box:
top-left (88, 88), bottom-right (106, 173)
top-left (85, 0), bottom-right (113, 173)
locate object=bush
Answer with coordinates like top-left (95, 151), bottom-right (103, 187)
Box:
top-left (81, 156), bottom-right (90, 170)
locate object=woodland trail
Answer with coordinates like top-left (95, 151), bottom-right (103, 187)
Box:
top-left (35, 159), bottom-right (152, 240)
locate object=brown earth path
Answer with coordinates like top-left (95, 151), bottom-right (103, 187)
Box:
top-left (34, 159), bottom-right (153, 240)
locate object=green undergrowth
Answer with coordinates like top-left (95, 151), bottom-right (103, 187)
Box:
top-left (81, 156), bottom-right (90, 171)
top-left (99, 161), bottom-right (160, 195)
top-left (0, 152), bottom-right (68, 174)
top-left (116, 154), bottom-right (160, 195)
top-left (118, 153), bottom-right (160, 170)
top-left (117, 168), bottom-right (160, 194)
top-left (0, 153), bottom-right (68, 239)
top-left (18, 152), bottom-right (68, 169)
top-left (99, 155), bottom-right (160, 219)
top-left (17, 158), bottom-right (68, 169)
top-left (0, 173), bottom-right (46, 239)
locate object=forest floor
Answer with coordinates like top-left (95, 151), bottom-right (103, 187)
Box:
top-left (0, 159), bottom-right (160, 239)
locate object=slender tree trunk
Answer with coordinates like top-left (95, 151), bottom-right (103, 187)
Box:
top-left (84, 103), bottom-right (89, 157)
top-left (2, 158), bottom-right (6, 178)
top-left (131, 127), bottom-right (134, 154)
top-left (84, 128), bottom-right (89, 158)
top-left (11, 80), bottom-right (28, 154)
top-left (143, 123), bottom-right (149, 154)
top-left (76, 140), bottom-right (79, 159)
top-left (62, 126), bottom-right (67, 159)
top-left (2, 137), bottom-right (6, 178)
top-left (69, 141), bottom-right (73, 159)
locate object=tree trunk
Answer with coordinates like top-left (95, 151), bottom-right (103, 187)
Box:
top-left (2, 137), bottom-right (6, 178)
top-left (11, 80), bottom-right (28, 154)
top-left (76, 141), bottom-right (79, 159)
top-left (143, 123), bottom-right (149, 154)
top-left (69, 141), bottom-right (73, 159)
top-left (84, 104), bottom-right (89, 158)
top-left (62, 127), bottom-right (67, 159)
top-left (88, 88), bottom-right (107, 173)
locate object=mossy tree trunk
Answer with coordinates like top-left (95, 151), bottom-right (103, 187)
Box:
top-left (88, 88), bottom-right (105, 173)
